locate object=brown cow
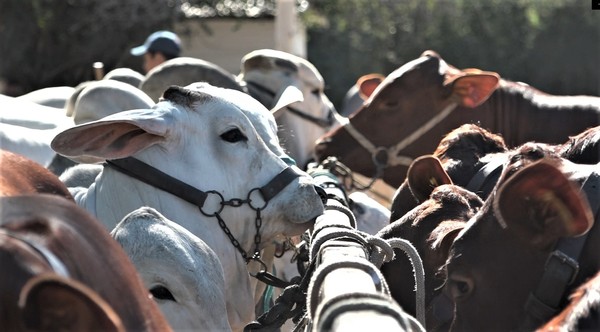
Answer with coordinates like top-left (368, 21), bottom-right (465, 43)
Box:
top-left (390, 124), bottom-right (507, 222)
top-left (443, 143), bottom-right (600, 331)
top-left (0, 149), bottom-right (73, 201)
top-left (537, 271), bottom-right (600, 331)
top-left (559, 125), bottom-right (600, 165)
top-left (314, 50), bottom-right (600, 188)
top-left (378, 156), bottom-right (483, 331)
top-left (0, 194), bottom-right (172, 331)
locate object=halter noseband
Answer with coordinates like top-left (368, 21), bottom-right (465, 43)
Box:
top-left (342, 102), bottom-right (459, 185)
top-left (104, 157), bottom-right (303, 270)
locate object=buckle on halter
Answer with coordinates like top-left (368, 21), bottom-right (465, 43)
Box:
top-left (544, 250), bottom-right (579, 285)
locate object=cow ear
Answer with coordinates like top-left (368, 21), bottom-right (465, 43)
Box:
top-left (445, 69), bottom-right (500, 108)
top-left (271, 84), bottom-right (304, 116)
top-left (429, 220), bottom-right (465, 257)
top-left (494, 161), bottom-right (594, 249)
top-left (51, 108), bottom-right (169, 163)
top-left (19, 274), bottom-right (124, 332)
top-left (357, 73), bottom-right (385, 100)
top-left (407, 155), bottom-right (453, 203)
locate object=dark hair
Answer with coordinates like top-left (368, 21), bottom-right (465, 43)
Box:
top-left (147, 50), bottom-right (177, 60)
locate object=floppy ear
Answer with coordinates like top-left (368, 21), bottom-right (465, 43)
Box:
top-left (357, 73), bottom-right (385, 99)
top-left (494, 161), bottom-right (594, 249)
top-left (271, 84), bottom-right (304, 116)
top-left (407, 155), bottom-right (453, 203)
top-left (445, 68), bottom-right (500, 108)
top-left (51, 108), bottom-right (170, 163)
top-left (19, 274), bottom-right (124, 332)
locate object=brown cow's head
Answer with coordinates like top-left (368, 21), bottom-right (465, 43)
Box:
top-left (378, 156), bottom-right (483, 330)
top-left (314, 51), bottom-right (499, 188)
top-left (444, 143), bottom-right (597, 331)
top-left (390, 124), bottom-right (507, 222)
top-left (0, 195), bottom-right (171, 331)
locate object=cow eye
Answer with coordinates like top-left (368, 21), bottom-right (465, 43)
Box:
top-left (220, 128), bottom-right (247, 143)
top-left (311, 88), bottom-right (320, 96)
top-left (447, 275), bottom-right (473, 301)
top-left (150, 285), bottom-right (176, 302)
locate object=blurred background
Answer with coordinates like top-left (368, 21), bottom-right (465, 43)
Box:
top-left (0, 0), bottom-right (598, 110)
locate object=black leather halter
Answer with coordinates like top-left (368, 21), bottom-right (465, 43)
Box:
top-left (465, 156), bottom-right (506, 199)
top-left (104, 157), bottom-right (303, 262)
top-left (520, 171), bottom-right (600, 329)
top-left (245, 80), bottom-right (335, 128)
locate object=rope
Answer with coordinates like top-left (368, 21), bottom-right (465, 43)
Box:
top-left (384, 238), bottom-right (427, 328)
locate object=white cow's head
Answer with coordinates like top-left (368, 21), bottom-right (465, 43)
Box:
top-left (112, 207), bottom-right (232, 332)
top-left (239, 49), bottom-right (339, 169)
top-left (52, 82), bottom-right (324, 241)
top-left (52, 82), bottom-right (325, 332)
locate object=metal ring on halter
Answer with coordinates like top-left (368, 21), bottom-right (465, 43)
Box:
top-left (247, 187), bottom-right (268, 210)
top-left (247, 255), bottom-right (268, 277)
top-left (199, 190), bottom-right (225, 216)
top-left (372, 147), bottom-right (389, 168)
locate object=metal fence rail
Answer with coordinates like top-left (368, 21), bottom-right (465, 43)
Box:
top-left (301, 166), bottom-right (424, 331)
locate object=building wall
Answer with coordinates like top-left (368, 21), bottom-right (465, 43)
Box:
top-left (175, 18), bottom-right (306, 76)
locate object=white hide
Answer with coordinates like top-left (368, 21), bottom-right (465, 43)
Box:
top-left (112, 207), bottom-right (231, 332)
top-left (0, 122), bottom-right (64, 167)
top-left (1, 81), bottom-right (154, 169)
top-left (71, 80), bottom-right (154, 125)
top-left (60, 163), bottom-right (103, 188)
top-left (51, 82), bottom-right (324, 331)
top-left (0, 94), bottom-right (74, 129)
top-left (239, 49), bottom-right (341, 169)
top-left (103, 67), bottom-right (145, 88)
top-left (16, 86), bottom-right (75, 109)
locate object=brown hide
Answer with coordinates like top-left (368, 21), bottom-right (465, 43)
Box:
top-left (0, 195), bottom-right (171, 331)
top-left (537, 271), bottom-right (600, 331)
top-left (444, 144), bottom-right (599, 331)
top-left (378, 156), bottom-right (483, 330)
top-left (314, 50), bottom-right (600, 188)
top-left (390, 124), bottom-right (508, 222)
top-left (0, 149), bottom-right (73, 201)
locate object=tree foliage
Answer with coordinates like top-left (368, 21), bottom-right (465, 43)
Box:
top-left (0, 0), bottom-right (598, 107)
top-left (303, 0), bottom-right (599, 107)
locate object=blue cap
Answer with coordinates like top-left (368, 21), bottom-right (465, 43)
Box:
top-left (130, 30), bottom-right (181, 57)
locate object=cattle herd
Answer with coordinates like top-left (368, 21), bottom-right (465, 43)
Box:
top-left (1, 49), bottom-right (599, 331)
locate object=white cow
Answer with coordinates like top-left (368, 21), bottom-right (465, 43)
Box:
top-left (112, 206), bottom-right (232, 332)
top-left (238, 49), bottom-right (340, 169)
top-left (16, 86), bottom-right (75, 109)
top-left (1, 80), bottom-right (154, 170)
top-left (103, 67), bottom-right (145, 88)
top-left (51, 82), bottom-right (324, 331)
top-left (0, 94), bottom-right (74, 129)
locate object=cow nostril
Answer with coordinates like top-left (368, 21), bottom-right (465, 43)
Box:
top-left (150, 285), bottom-right (176, 302)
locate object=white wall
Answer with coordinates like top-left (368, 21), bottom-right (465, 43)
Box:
top-left (175, 18), bottom-right (306, 76)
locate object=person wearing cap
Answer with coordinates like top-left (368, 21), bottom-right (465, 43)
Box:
top-left (130, 30), bottom-right (182, 73)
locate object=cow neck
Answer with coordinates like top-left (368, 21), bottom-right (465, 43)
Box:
top-left (245, 80), bottom-right (336, 128)
top-left (104, 157), bottom-right (302, 277)
top-left (520, 171), bottom-right (600, 330)
top-left (0, 228), bottom-right (70, 278)
top-left (343, 101), bottom-right (459, 187)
